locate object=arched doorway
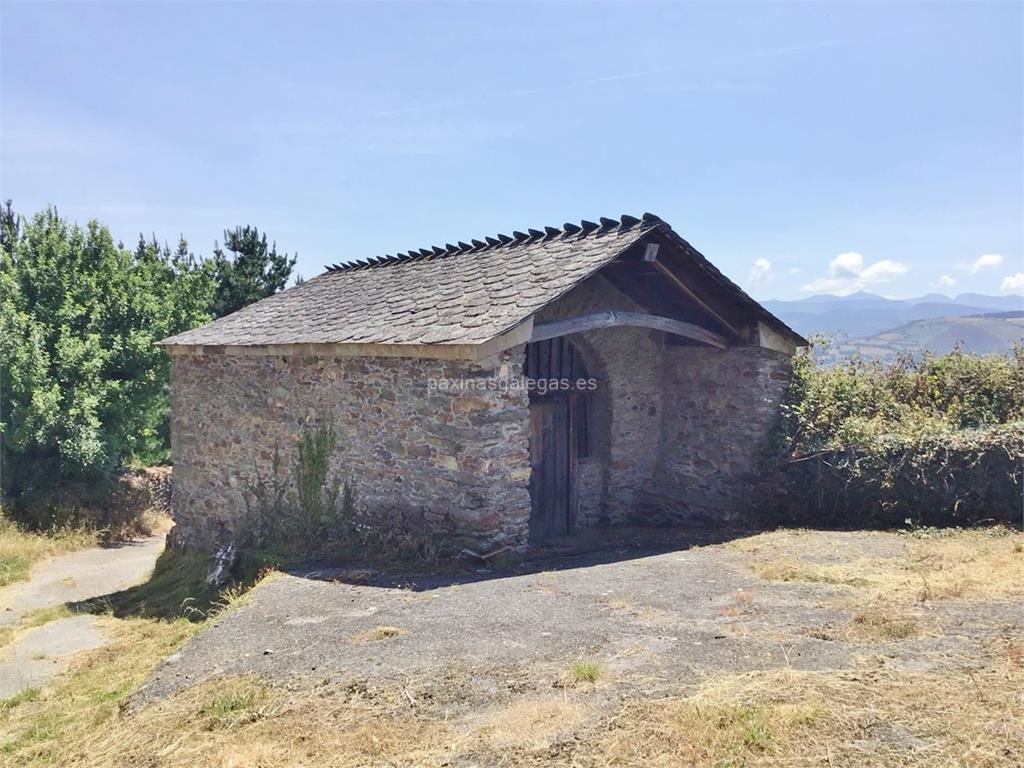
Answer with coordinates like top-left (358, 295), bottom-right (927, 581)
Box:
top-left (524, 336), bottom-right (593, 540)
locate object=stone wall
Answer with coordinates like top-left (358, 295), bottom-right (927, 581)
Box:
top-left (642, 346), bottom-right (793, 523)
top-left (168, 349), bottom-right (532, 552)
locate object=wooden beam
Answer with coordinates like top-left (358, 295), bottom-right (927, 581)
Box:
top-left (530, 310), bottom-right (728, 349)
top-left (650, 260), bottom-right (742, 340)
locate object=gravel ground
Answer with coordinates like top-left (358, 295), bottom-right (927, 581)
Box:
top-left (134, 529), bottom-right (1024, 707)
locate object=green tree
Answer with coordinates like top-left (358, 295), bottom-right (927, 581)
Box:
top-left (210, 226), bottom-right (296, 318)
top-left (0, 204), bottom-right (214, 497)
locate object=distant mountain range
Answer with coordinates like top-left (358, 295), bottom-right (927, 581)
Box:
top-left (762, 292), bottom-right (1024, 361)
top-left (764, 291), bottom-right (1024, 339)
top-left (815, 312), bottom-right (1024, 364)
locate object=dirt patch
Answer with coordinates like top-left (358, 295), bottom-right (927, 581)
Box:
top-left (350, 625), bottom-right (403, 644)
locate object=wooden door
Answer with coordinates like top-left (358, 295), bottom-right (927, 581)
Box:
top-left (528, 398), bottom-right (572, 540)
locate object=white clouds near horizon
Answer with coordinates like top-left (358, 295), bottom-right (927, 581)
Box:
top-left (747, 257), bottom-right (773, 288)
top-left (957, 253), bottom-right (1004, 274)
top-left (800, 251), bottom-right (909, 295)
top-left (1000, 273), bottom-right (1024, 293)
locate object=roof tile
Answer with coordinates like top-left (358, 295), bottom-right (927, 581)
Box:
top-left (160, 214), bottom-right (802, 348)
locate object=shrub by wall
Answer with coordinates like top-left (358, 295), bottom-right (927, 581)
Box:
top-left (767, 345), bottom-right (1023, 527)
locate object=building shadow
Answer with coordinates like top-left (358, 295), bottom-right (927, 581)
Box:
top-left (284, 524), bottom-right (759, 592)
top-left (67, 525), bottom-right (763, 616)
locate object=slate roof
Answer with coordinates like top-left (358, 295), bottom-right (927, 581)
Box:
top-left (160, 213), bottom-right (801, 348)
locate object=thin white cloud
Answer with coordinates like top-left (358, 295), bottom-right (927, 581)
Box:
top-left (787, 267), bottom-right (802, 275)
top-left (957, 253), bottom-right (1003, 274)
top-left (1000, 272), bottom-right (1024, 293)
top-left (747, 258), bottom-right (773, 288)
top-left (935, 274), bottom-right (955, 290)
top-left (800, 251), bottom-right (909, 295)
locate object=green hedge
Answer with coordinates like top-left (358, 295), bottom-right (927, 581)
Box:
top-left (774, 422), bottom-right (1023, 526)
top-left (768, 345), bottom-right (1024, 527)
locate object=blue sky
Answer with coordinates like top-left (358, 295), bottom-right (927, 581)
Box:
top-left (2, 1), bottom-right (1021, 300)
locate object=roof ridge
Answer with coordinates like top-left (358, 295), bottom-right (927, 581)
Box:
top-left (323, 212), bottom-right (661, 273)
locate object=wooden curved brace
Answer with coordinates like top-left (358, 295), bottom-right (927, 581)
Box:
top-left (530, 310), bottom-right (728, 349)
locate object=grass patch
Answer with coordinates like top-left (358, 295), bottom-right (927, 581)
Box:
top-left (751, 558), bottom-right (872, 588)
top-left (11, 656), bottom-right (1018, 767)
top-left (74, 548), bottom-right (267, 622)
top-left (595, 661), bottom-right (1021, 767)
top-left (0, 564), bottom-right (273, 766)
top-left (351, 625), bottom-right (403, 644)
top-left (0, 605), bottom-right (74, 650)
top-left (195, 679), bottom-right (267, 730)
top-left (850, 607), bottom-right (918, 640)
top-left (0, 615), bottom-right (199, 763)
top-left (569, 661), bottom-right (601, 684)
top-left (0, 516), bottom-right (95, 588)
top-left (0, 687), bottom-right (40, 713)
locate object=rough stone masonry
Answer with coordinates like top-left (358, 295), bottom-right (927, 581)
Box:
top-left (167, 339), bottom-right (790, 553)
top-left (168, 349), bottom-right (533, 553)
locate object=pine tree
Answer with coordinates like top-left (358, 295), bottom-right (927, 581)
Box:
top-left (210, 226), bottom-right (296, 318)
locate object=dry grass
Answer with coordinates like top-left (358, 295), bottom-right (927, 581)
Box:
top-left (740, 527), bottom-right (1024, 604)
top-left (0, 516), bottom-right (96, 588)
top-left (597, 595), bottom-right (671, 623)
top-left (471, 698), bottom-right (590, 752)
top-left (0, 604), bottom-right (74, 650)
top-left (0, 616), bottom-right (199, 764)
top-left (350, 625), bottom-right (403, 644)
top-left (6, 647), bottom-right (1020, 768)
top-left (807, 605), bottom-right (923, 643)
top-left (595, 659), bottom-right (1023, 767)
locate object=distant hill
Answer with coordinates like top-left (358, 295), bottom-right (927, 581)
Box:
top-left (814, 312), bottom-right (1024, 364)
top-left (764, 292), bottom-right (1024, 340)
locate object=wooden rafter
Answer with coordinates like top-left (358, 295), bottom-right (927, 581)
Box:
top-left (650, 259), bottom-right (743, 340)
top-left (530, 310), bottom-right (728, 349)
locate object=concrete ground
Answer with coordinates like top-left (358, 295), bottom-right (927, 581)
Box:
top-left (0, 617), bottom-right (106, 698)
top-left (135, 529), bottom-right (1023, 706)
top-left (0, 536), bottom-right (164, 698)
top-left (0, 536), bottom-right (165, 627)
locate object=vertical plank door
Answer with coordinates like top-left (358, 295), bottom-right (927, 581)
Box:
top-left (528, 398), bottom-right (572, 540)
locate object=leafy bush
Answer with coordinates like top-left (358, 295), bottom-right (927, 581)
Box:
top-left (781, 342), bottom-right (1023, 451)
top-left (770, 343), bottom-right (1024, 526)
top-left (1, 203), bottom-right (296, 526)
top-left (0, 204), bottom-right (212, 495)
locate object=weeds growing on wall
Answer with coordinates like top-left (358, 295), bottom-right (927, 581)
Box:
top-left (769, 343), bottom-right (1024, 526)
top-left (243, 424), bottom-right (355, 555)
top-left (242, 422), bottom-right (450, 564)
